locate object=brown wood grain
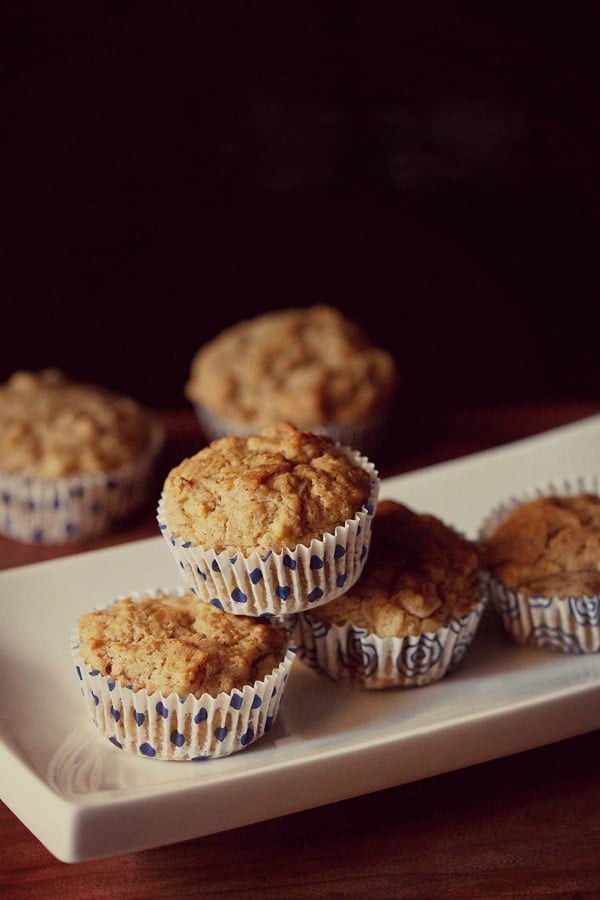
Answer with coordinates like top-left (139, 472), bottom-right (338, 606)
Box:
top-left (2, 402), bottom-right (600, 898)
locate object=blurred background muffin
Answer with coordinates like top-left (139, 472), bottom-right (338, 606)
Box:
top-left (0, 368), bottom-right (164, 544)
top-left (185, 304), bottom-right (398, 456)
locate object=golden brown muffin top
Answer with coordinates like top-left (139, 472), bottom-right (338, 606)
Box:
top-left (309, 499), bottom-right (482, 636)
top-left (184, 305), bottom-right (398, 429)
top-left (77, 592), bottom-right (288, 698)
top-left (0, 368), bottom-right (156, 477)
top-left (161, 421), bottom-right (373, 555)
top-left (483, 493), bottom-right (600, 598)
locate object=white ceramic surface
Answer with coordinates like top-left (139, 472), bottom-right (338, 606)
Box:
top-left (1, 413), bottom-right (600, 863)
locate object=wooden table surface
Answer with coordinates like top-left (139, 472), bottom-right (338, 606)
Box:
top-left (2, 401), bottom-right (600, 899)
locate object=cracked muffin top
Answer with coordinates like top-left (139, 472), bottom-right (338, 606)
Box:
top-left (0, 368), bottom-right (156, 478)
top-left (77, 591), bottom-right (288, 697)
top-left (308, 499), bottom-right (482, 636)
top-left (160, 421), bottom-right (373, 555)
top-left (184, 304), bottom-right (398, 430)
top-left (483, 493), bottom-right (600, 598)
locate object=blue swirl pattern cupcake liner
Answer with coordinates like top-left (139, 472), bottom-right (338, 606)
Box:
top-left (71, 591), bottom-right (296, 761)
top-left (479, 475), bottom-right (600, 654)
top-left (295, 598), bottom-right (486, 689)
top-left (157, 450), bottom-right (380, 617)
top-left (0, 421), bottom-right (164, 545)
top-left (484, 576), bottom-right (600, 654)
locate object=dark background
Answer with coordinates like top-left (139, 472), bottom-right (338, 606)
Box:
top-left (3, 2), bottom-right (599, 417)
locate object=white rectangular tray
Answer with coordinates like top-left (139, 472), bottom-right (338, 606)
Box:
top-left (2, 414), bottom-right (600, 863)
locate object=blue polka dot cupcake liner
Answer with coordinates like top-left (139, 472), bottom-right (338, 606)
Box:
top-left (295, 598), bottom-right (486, 689)
top-left (156, 454), bottom-right (380, 617)
top-left (479, 475), bottom-right (600, 654)
top-left (0, 422), bottom-right (164, 544)
top-left (71, 594), bottom-right (296, 761)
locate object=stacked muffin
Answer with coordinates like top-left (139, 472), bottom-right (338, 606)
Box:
top-left (157, 421), bottom-right (380, 616)
top-left (73, 421), bottom-right (380, 759)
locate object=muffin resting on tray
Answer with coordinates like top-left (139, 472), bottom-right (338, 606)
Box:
top-left (157, 421), bottom-right (380, 616)
top-left (480, 481), bottom-right (600, 653)
top-left (184, 304), bottom-right (398, 455)
top-left (0, 368), bottom-right (164, 544)
top-left (295, 499), bottom-right (485, 688)
top-left (72, 589), bottom-right (295, 760)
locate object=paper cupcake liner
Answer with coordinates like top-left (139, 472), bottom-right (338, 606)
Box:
top-left (479, 475), bottom-right (600, 654)
top-left (0, 421), bottom-right (164, 544)
top-left (192, 403), bottom-right (255, 442)
top-left (193, 402), bottom-right (391, 458)
top-left (157, 450), bottom-right (380, 617)
top-left (295, 598), bottom-right (486, 689)
top-left (71, 590), bottom-right (296, 761)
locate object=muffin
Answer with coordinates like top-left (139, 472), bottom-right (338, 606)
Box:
top-left (184, 304), bottom-right (398, 455)
top-left (0, 368), bottom-right (164, 544)
top-left (295, 499), bottom-right (485, 689)
top-left (480, 477), bottom-right (600, 653)
top-left (157, 421), bottom-right (380, 616)
top-left (72, 588), bottom-right (295, 760)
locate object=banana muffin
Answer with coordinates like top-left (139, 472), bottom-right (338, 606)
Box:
top-left (483, 493), bottom-right (600, 599)
top-left (158, 421), bottom-right (380, 616)
top-left (184, 304), bottom-right (398, 454)
top-left (0, 368), bottom-right (164, 543)
top-left (480, 481), bottom-right (600, 653)
top-left (296, 499), bottom-right (485, 688)
top-left (73, 588), bottom-right (295, 760)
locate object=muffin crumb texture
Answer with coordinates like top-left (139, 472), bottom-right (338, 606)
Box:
top-left (484, 493), bottom-right (600, 598)
top-left (310, 499), bottom-right (482, 636)
top-left (161, 421), bottom-right (372, 554)
top-left (77, 592), bottom-right (287, 697)
top-left (0, 368), bottom-right (155, 477)
top-left (185, 305), bottom-right (398, 429)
